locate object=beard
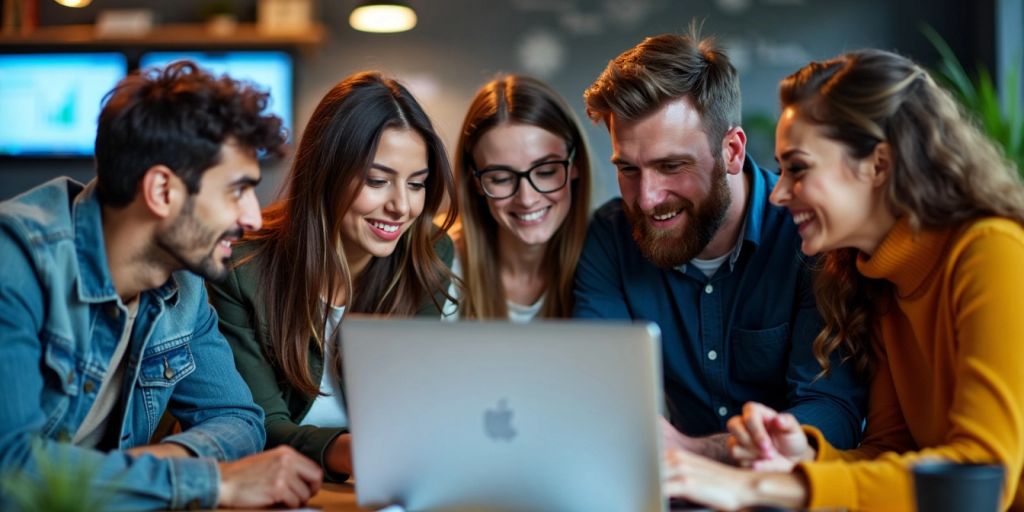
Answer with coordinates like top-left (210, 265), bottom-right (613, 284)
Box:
top-left (624, 158), bottom-right (732, 269)
top-left (156, 196), bottom-right (242, 282)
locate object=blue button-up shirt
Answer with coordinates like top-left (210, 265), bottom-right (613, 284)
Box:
top-left (0, 178), bottom-right (266, 510)
top-left (574, 158), bottom-right (866, 449)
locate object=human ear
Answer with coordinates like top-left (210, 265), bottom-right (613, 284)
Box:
top-left (721, 127), bottom-right (747, 175)
top-left (140, 165), bottom-right (184, 219)
top-left (870, 142), bottom-right (892, 187)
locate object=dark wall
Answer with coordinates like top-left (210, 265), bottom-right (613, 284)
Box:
top-left (0, 0), bottom-right (997, 205)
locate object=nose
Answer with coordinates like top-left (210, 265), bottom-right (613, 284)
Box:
top-left (512, 176), bottom-right (541, 206)
top-left (637, 171), bottom-right (667, 213)
top-left (385, 183), bottom-right (411, 218)
top-left (239, 189), bottom-right (263, 232)
top-left (769, 173), bottom-right (792, 207)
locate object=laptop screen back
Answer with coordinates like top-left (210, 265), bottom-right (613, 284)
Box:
top-left (341, 319), bottom-right (664, 512)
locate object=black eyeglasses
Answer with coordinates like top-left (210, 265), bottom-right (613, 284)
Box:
top-left (472, 149), bottom-right (574, 199)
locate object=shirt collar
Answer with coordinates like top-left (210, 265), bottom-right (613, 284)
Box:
top-left (675, 156), bottom-right (765, 275)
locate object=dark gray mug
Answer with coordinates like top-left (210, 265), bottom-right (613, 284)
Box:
top-left (913, 462), bottom-right (1004, 512)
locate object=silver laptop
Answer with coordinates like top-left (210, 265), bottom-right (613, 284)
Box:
top-left (340, 318), bottom-right (665, 512)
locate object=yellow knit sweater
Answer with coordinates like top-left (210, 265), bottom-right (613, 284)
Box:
top-left (798, 217), bottom-right (1024, 511)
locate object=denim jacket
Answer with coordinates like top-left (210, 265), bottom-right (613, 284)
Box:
top-left (0, 178), bottom-right (266, 510)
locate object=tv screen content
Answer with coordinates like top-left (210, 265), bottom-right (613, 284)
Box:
top-left (0, 53), bottom-right (127, 157)
top-left (139, 51), bottom-right (294, 142)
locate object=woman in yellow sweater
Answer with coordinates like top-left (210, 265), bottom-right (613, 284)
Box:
top-left (664, 49), bottom-right (1024, 511)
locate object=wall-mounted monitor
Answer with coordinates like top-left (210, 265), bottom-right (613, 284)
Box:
top-left (139, 50), bottom-right (294, 142)
top-left (0, 53), bottom-right (127, 157)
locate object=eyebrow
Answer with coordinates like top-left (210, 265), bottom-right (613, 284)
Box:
top-left (477, 152), bottom-right (568, 171)
top-left (229, 175), bottom-right (261, 188)
top-left (370, 163), bottom-right (430, 177)
top-left (611, 153), bottom-right (697, 167)
top-left (775, 149), bottom-right (809, 162)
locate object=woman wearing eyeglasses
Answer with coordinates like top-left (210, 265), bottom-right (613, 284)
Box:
top-left (443, 75), bottom-right (592, 321)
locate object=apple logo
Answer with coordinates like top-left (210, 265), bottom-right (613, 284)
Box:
top-left (483, 399), bottom-right (517, 441)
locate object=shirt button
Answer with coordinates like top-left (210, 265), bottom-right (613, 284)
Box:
top-left (704, 284), bottom-right (714, 294)
top-left (707, 350), bottom-right (718, 361)
top-left (718, 406), bottom-right (728, 417)
top-left (83, 380), bottom-right (95, 393)
top-left (108, 305), bottom-right (120, 318)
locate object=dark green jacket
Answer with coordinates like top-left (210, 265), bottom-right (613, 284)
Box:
top-left (207, 234), bottom-right (454, 481)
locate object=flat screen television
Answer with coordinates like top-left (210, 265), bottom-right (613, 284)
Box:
top-left (0, 52), bottom-right (127, 157)
top-left (139, 50), bottom-right (294, 142)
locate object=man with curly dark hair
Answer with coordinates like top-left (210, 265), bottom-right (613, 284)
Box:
top-left (0, 61), bottom-right (323, 510)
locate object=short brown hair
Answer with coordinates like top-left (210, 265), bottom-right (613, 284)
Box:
top-left (583, 23), bottom-right (741, 147)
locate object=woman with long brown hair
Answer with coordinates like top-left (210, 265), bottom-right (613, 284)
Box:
top-left (443, 75), bottom-right (591, 321)
top-left (208, 71), bottom-right (456, 480)
top-left (664, 49), bottom-right (1024, 511)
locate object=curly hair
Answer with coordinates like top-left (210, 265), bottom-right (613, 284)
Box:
top-left (95, 60), bottom-right (287, 207)
top-left (779, 49), bottom-right (1024, 377)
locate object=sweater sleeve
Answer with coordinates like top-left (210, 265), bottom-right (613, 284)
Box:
top-left (206, 258), bottom-right (346, 481)
top-left (799, 227), bottom-right (1024, 511)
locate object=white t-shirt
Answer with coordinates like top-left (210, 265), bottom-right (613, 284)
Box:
top-left (442, 256), bottom-right (544, 323)
top-left (299, 304), bottom-right (348, 428)
top-left (74, 297), bottom-right (139, 448)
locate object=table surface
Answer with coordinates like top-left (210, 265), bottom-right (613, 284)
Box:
top-left (306, 483), bottom-right (370, 511)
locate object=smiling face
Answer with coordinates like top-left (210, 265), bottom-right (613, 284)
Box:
top-left (610, 97), bottom-right (731, 268)
top-left (156, 140), bottom-right (262, 282)
top-left (473, 123), bottom-right (575, 248)
top-left (340, 127), bottom-right (429, 276)
top-left (770, 107), bottom-right (891, 255)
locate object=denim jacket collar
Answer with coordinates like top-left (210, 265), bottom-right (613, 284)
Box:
top-left (72, 180), bottom-right (180, 306)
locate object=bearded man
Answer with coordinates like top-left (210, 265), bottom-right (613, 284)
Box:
top-left (0, 62), bottom-right (323, 510)
top-left (576, 27), bottom-right (867, 460)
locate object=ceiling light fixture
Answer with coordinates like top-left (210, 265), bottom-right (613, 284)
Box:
top-left (349, 1), bottom-right (417, 33)
top-left (53, 0), bottom-right (92, 6)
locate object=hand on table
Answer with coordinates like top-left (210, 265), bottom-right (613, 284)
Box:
top-left (660, 416), bottom-right (732, 463)
top-left (218, 445), bottom-right (323, 509)
top-left (664, 448), bottom-right (757, 511)
top-left (726, 402), bottom-right (814, 471)
top-left (665, 448), bottom-right (808, 511)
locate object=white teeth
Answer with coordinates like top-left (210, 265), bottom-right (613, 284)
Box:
top-left (653, 210), bottom-right (680, 221)
top-left (371, 221), bottom-right (399, 233)
top-left (792, 211), bottom-right (816, 225)
top-left (220, 240), bottom-right (231, 247)
top-left (517, 208), bottom-right (547, 222)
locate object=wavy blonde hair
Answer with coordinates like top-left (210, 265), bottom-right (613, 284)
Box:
top-left (780, 49), bottom-right (1024, 377)
top-left (455, 75), bottom-right (592, 319)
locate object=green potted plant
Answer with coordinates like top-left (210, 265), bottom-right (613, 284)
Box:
top-left (0, 442), bottom-right (113, 512)
top-left (922, 24), bottom-right (1023, 175)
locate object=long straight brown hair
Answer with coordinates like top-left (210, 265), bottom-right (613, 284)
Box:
top-left (454, 75), bottom-right (592, 319)
top-left (244, 71), bottom-right (457, 396)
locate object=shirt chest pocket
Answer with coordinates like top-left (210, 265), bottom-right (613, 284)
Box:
top-left (730, 323), bottom-right (790, 385)
top-left (139, 339), bottom-right (196, 388)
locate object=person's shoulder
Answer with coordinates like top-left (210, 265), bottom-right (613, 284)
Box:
top-left (955, 217), bottom-right (1024, 252)
top-left (962, 217), bottom-right (1024, 238)
top-left (0, 178), bottom-right (82, 241)
top-left (430, 231), bottom-right (454, 266)
top-left (591, 197), bottom-right (628, 228)
top-left (217, 240), bottom-right (265, 299)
